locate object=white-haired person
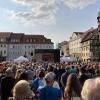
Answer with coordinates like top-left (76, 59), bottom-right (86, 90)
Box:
top-left (8, 80), bottom-right (36, 100)
top-left (38, 72), bottom-right (62, 100)
top-left (81, 78), bottom-right (100, 100)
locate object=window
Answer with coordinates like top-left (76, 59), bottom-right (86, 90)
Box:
top-left (34, 39), bottom-right (36, 42)
top-left (10, 45), bottom-right (12, 48)
top-left (13, 45), bottom-right (15, 48)
top-left (1, 38), bottom-right (5, 42)
top-left (26, 39), bottom-right (29, 42)
top-left (4, 45), bottom-right (6, 47)
top-left (0, 51), bottom-right (2, 56)
top-left (30, 39), bottom-right (32, 42)
top-left (43, 39), bottom-right (45, 42)
top-left (32, 45), bottom-right (35, 48)
top-left (11, 39), bottom-right (15, 42)
top-left (4, 51), bottom-right (6, 55)
top-left (25, 52), bottom-right (26, 55)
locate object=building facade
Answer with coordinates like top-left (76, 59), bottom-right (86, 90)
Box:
top-left (81, 28), bottom-right (100, 62)
top-left (69, 32), bottom-right (84, 60)
top-left (58, 41), bottom-right (69, 56)
top-left (0, 32), bottom-right (54, 61)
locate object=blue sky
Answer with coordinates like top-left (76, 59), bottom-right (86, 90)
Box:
top-left (0, 0), bottom-right (100, 44)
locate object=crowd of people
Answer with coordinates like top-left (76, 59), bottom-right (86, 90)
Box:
top-left (0, 61), bottom-right (100, 100)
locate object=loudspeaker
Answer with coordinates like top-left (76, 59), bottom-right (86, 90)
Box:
top-left (54, 49), bottom-right (60, 63)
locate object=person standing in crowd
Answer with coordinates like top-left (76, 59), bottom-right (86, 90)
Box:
top-left (60, 68), bottom-right (70, 94)
top-left (15, 69), bottom-right (25, 81)
top-left (59, 65), bottom-right (66, 84)
top-left (1, 68), bottom-right (16, 100)
top-left (8, 80), bottom-right (35, 100)
top-left (32, 69), bottom-right (46, 93)
top-left (81, 78), bottom-right (100, 100)
top-left (64, 74), bottom-right (82, 100)
top-left (79, 67), bottom-right (90, 86)
top-left (70, 66), bottom-right (77, 74)
top-left (38, 72), bottom-right (62, 100)
top-left (46, 64), bottom-right (60, 89)
top-left (18, 71), bottom-right (28, 81)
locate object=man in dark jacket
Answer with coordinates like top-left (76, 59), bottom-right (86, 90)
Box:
top-left (1, 68), bottom-right (16, 100)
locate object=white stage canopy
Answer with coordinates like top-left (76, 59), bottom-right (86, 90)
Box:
top-left (60, 56), bottom-right (77, 62)
top-left (14, 56), bottom-right (29, 62)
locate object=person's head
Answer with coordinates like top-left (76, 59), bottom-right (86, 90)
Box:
top-left (5, 68), bottom-right (14, 78)
top-left (15, 69), bottom-right (25, 80)
top-left (79, 67), bottom-right (86, 75)
top-left (66, 74), bottom-right (82, 97)
top-left (72, 66), bottom-right (75, 69)
top-left (47, 65), bottom-right (54, 72)
top-left (13, 80), bottom-right (35, 100)
top-left (18, 72), bottom-right (28, 81)
top-left (45, 72), bottom-right (55, 86)
top-left (39, 70), bottom-right (45, 78)
top-left (81, 78), bottom-right (100, 100)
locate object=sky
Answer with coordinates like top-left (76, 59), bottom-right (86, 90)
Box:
top-left (0, 0), bottom-right (100, 44)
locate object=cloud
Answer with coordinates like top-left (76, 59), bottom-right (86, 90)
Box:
top-left (9, 0), bottom-right (98, 26)
top-left (63, 0), bottom-right (98, 10)
top-left (12, 0), bottom-right (33, 6)
top-left (10, 11), bottom-right (56, 25)
top-left (10, 0), bottom-right (59, 25)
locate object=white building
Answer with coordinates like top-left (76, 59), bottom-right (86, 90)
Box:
top-left (0, 32), bottom-right (54, 61)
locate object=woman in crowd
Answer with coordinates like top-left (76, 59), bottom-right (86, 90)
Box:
top-left (64, 74), bottom-right (82, 100)
top-left (8, 80), bottom-right (35, 100)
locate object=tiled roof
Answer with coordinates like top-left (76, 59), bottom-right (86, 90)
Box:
top-left (10, 33), bottom-right (24, 39)
top-left (74, 32), bottom-right (85, 38)
top-left (81, 28), bottom-right (98, 43)
top-left (0, 32), bottom-right (53, 44)
top-left (74, 32), bottom-right (84, 35)
top-left (0, 32), bottom-right (11, 37)
top-left (59, 41), bottom-right (68, 46)
top-left (74, 27), bottom-right (94, 38)
top-left (22, 35), bottom-right (53, 44)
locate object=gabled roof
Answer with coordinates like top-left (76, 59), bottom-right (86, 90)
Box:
top-left (74, 32), bottom-right (84, 35)
top-left (0, 32), bottom-right (53, 44)
top-left (70, 32), bottom-right (85, 41)
top-left (59, 41), bottom-right (68, 46)
top-left (81, 28), bottom-right (98, 43)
